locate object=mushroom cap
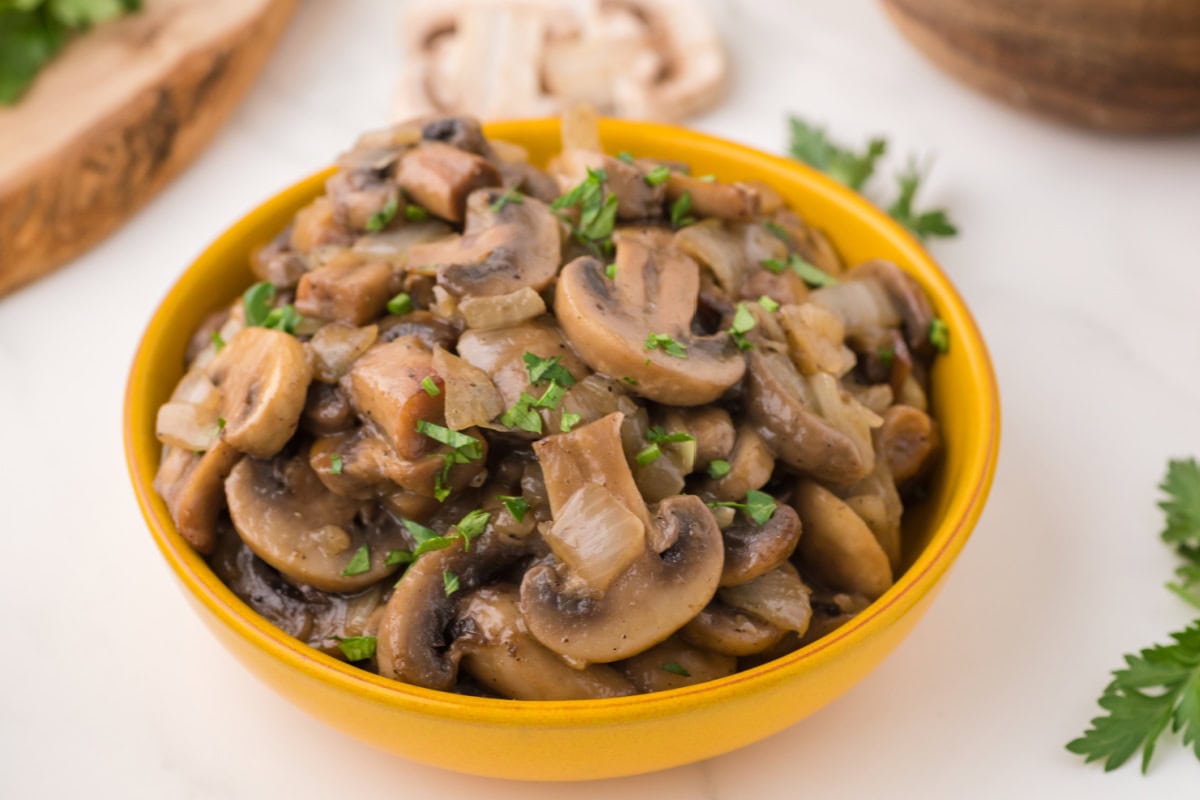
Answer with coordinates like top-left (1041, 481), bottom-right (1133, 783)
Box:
top-left (701, 423), bottom-right (774, 502)
top-left (207, 327), bottom-right (312, 459)
top-left (454, 586), bottom-right (636, 700)
top-left (154, 441), bottom-right (241, 555)
top-left (720, 504), bottom-right (802, 587)
top-left (519, 494), bottom-right (724, 663)
top-left (875, 404), bottom-right (939, 484)
top-left (680, 601), bottom-right (786, 657)
top-left (225, 455), bottom-right (408, 593)
top-left (616, 635), bottom-right (736, 694)
top-left (744, 347), bottom-right (873, 486)
top-left (794, 480), bottom-right (893, 600)
top-left (405, 188), bottom-right (562, 298)
top-left (554, 230), bottom-right (745, 406)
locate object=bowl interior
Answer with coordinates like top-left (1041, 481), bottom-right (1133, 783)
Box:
top-left (124, 117), bottom-right (999, 775)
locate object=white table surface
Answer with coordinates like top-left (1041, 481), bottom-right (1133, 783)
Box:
top-left (3, 0), bottom-right (1199, 796)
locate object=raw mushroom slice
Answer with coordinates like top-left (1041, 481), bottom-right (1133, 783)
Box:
top-left (454, 586), bottom-right (636, 700)
top-left (555, 229), bottom-right (745, 405)
top-left (207, 327), bottom-right (313, 459)
top-left (406, 188), bottom-right (562, 298)
top-left (154, 441), bottom-right (241, 555)
top-left (794, 480), bottom-right (893, 600)
top-left (617, 636), bottom-right (736, 693)
top-left (225, 455), bottom-right (409, 592)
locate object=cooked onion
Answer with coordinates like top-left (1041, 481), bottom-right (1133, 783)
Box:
top-left (459, 286), bottom-right (546, 330)
top-left (544, 483), bottom-right (645, 594)
top-left (718, 563), bottom-right (812, 633)
top-left (352, 221), bottom-right (453, 268)
top-left (780, 303), bottom-right (855, 377)
top-left (156, 402), bottom-right (220, 451)
top-left (432, 346), bottom-right (504, 430)
top-left (307, 323), bottom-right (378, 383)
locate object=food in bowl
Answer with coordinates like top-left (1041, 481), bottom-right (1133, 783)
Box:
top-left (152, 110), bottom-right (944, 700)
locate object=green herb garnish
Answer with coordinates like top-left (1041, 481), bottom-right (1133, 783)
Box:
top-left (669, 191), bottom-right (695, 228)
top-left (605, 263), bottom-right (618, 280)
top-left (330, 454), bottom-right (344, 475)
top-left (662, 662), bottom-right (691, 677)
top-left (498, 495), bottom-right (529, 522)
top-left (387, 292), bottom-right (413, 316)
top-left (404, 204), bottom-right (429, 222)
top-left (645, 333), bottom-right (687, 359)
top-left (336, 636), bottom-right (377, 661)
top-left (616, 151), bottom-right (635, 164)
top-left (729, 304), bottom-right (756, 351)
top-left (636, 444), bottom-right (662, 466)
top-left (210, 331), bottom-right (225, 351)
top-left (644, 165), bottom-right (671, 186)
top-left (415, 421), bottom-right (484, 460)
top-left (340, 545), bottom-right (371, 577)
top-left (928, 318), bottom-right (949, 354)
top-left (420, 376), bottom-right (441, 397)
top-left (523, 352), bottom-right (577, 387)
top-left (533, 380), bottom-right (567, 409)
top-left (707, 459), bottom-right (731, 479)
top-left (552, 168), bottom-right (618, 257)
top-left (242, 282), bottom-right (276, 327)
top-left (788, 117), bottom-right (887, 192)
top-left (708, 489), bottom-right (776, 525)
top-left (489, 187), bottom-right (524, 212)
top-left (887, 161), bottom-right (958, 241)
top-left (500, 393), bottom-right (542, 434)
top-left (365, 197), bottom-right (399, 232)
top-left (758, 295), bottom-right (780, 313)
top-left (443, 569), bottom-right (460, 596)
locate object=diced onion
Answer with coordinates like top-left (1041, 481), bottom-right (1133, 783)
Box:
top-left (308, 323), bottom-right (378, 383)
top-left (459, 286), bottom-right (546, 330)
top-left (808, 372), bottom-right (882, 464)
top-left (156, 402), bottom-right (220, 451)
top-left (352, 221), bottom-right (453, 266)
top-left (674, 220), bottom-right (747, 294)
top-left (432, 346), bottom-right (504, 430)
top-left (718, 564), bottom-right (812, 633)
top-left (544, 483), bottom-right (645, 594)
top-left (780, 303), bottom-right (856, 377)
top-left (809, 280), bottom-right (899, 337)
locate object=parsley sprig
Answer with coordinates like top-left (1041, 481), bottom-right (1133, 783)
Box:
top-left (708, 489), bottom-right (777, 526)
top-left (552, 168), bottom-right (619, 257)
top-left (1067, 459), bottom-right (1200, 772)
top-left (243, 282), bottom-right (301, 334)
top-left (386, 509), bottom-right (491, 568)
top-left (786, 115), bottom-right (957, 242)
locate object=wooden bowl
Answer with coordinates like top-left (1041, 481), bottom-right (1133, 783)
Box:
top-left (124, 118), bottom-right (1001, 781)
top-left (881, 0), bottom-right (1200, 133)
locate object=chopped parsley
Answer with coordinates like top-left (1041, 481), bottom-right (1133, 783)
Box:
top-left (708, 489), bottom-right (777, 525)
top-left (551, 167), bottom-right (618, 257)
top-left (928, 318), bottom-right (949, 353)
top-left (878, 347), bottom-right (895, 369)
top-left (707, 459), bottom-right (731, 479)
top-left (415, 421), bottom-right (484, 460)
top-left (330, 454), bottom-right (344, 475)
top-left (500, 393), bottom-right (542, 434)
top-left (336, 636), bottom-right (377, 661)
top-left (216, 417), bottom-right (226, 431)
top-left (729, 304), bottom-right (756, 351)
top-left (661, 662), bottom-right (691, 677)
top-left (443, 569), bottom-right (460, 596)
top-left (647, 426), bottom-right (695, 445)
top-left (669, 191), bottom-right (695, 228)
top-left (498, 495), bottom-right (529, 522)
top-left (420, 376), bottom-right (441, 397)
top-left (758, 295), bottom-right (780, 312)
top-left (340, 545), bottom-right (371, 577)
top-left (365, 197), bottom-right (399, 232)
top-left (242, 282), bottom-right (276, 327)
top-left (390, 509), bottom-right (491, 566)
top-left (560, 412), bottom-right (582, 432)
top-left (404, 204), bottom-right (429, 222)
top-left (523, 352), bottom-right (576, 387)
top-left (762, 254), bottom-right (837, 288)
top-left (636, 444), bottom-right (662, 466)
top-left (645, 333), bottom-right (687, 359)
top-left (622, 376), bottom-right (640, 387)
top-left (489, 186), bottom-right (524, 212)
top-left (762, 220), bottom-right (792, 245)
top-left (644, 165), bottom-right (671, 186)
top-left (210, 331), bottom-right (225, 351)
top-left (605, 263), bottom-right (618, 280)
top-left (616, 151), bottom-right (635, 164)
top-left (386, 292), bottom-right (413, 316)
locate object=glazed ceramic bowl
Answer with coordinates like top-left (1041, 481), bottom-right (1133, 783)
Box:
top-left (124, 118), bottom-right (999, 781)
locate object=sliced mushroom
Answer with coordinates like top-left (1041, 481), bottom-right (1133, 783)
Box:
top-left (376, 528), bottom-right (522, 690)
top-left (250, 229), bottom-right (308, 290)
top-left (779, 303), bottom-right (856, 377)
top-left (343, 335), bottom-right (443, 459)
top-left (456, 319), bottom-right (589, 409)
top-left (300, 383), bottom-right (356, 436)
top-left (289, 196), bottom-right (352, 255)
top-left (521, 493), bottom-right (723, 663)
top-left (396, 142), bottom-right (501, 223)
top-left (406, 188), bottom-right (562, 298)
top-left (718, 562), bottom-right (813, 635)
top-left (553, 150), bottom-right (665, 220)
top-left (720, 504), bottom-right (802, 587)
top-left (555, 229), bottom-right (745, 405)
top-left (325, 167), bottom-right (401, 233)
top-left (154, 441), bottom-right (241, 554)
top-left (838, 463), bottom-right (904, 572)
top-left (794, 480), bottom-right (892, 600)
top-left (617, 636), bottom-right (736, 693)
top-left (207, 327), bottom-right (312, 459)
top-left (665, 173), bottom-right (760, 221)
top-left (875, 404), bottom-right (939, 484)
top-left (454, 586), bottom-right (636, 700)
top-left (702, 424), bottom-right (774, 502)
top-left (662, 406), bottom-right (735, 467)
top-left (800, 590), bottom-right (871, 646)
top-left (225, 455), bottom-right (409, 592)
top-left (744, 346), bottom-right (875, 486)
top-left (295, 253), bottom-right (396, 326)
top-left (681, 601), bottom-right (786, 657)
top-left (810, 260), bottom-right (935, 355)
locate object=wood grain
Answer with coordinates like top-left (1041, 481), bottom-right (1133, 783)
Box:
top-left (0, 0), bottom-right (297, 297)
top-left (881, 0), bottom-right (1200, 133)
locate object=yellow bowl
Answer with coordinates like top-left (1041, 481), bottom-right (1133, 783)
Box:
top-left (124, 118), bottom-right (999, 781)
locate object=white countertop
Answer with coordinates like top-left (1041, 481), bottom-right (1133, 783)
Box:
top-left (2, 0), bottom-right (1199, 796)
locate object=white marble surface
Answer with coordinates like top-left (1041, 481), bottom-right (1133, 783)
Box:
top-left (2, 0), bottom-right (1199, 796)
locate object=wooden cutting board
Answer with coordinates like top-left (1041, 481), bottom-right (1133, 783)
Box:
top-left (0, 0), bottom-right (297, 297)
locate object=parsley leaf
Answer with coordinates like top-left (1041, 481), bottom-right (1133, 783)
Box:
top-left (498, 495), bottom-right (529, 522)
top-left (242, 281), bottom-right (276, 327)
top-left (761, 254), bottom-right (837, 288)
top-left (604, 263), bottom-right (618, 280)
top-left (420, 376), bottom-right (441, 397)
top-left (887, 161), bottom-right (958, 241)
top-left (489, 186), bottom-right (524, 212)
top-left (636, 444), bottom-right (662, 466)
top-left (1160, 459), bottom-right (1200, 546)
top-left (729, 303), bottom-right (756, 351)
top-left (552, 168), bottom-right (617, 256)
top-left (707, 459), bottom-right (731, 479)
top-left (210, 331), bottom-right (225, 351)
top-left (560, 412), bottom-right (582, 432)
top-left (928, 318), bottom-right (949, 354)
top-left (616, 151), bottom-right (635, 164)
top-left (788, 117), bottom-right (886, 192)
top-left (330, 454), bottom-right (344, 475)
top-left (340, 545), bottom-right (371, 576)
top-left (533, 380), bottom-right (567, 409)
top-left (387, 292), bottom-right (413, 315)
top-left (662, 662), bottom-right (691, 677)
top-left (1066, 622), bottom-right (1200, 773)
top-left (404, 204), bottom-right (429, 222)
top-left (669, 191), bottom-right (695, 228)
top-left (644, 165), bottom-right (671, 186)
top-left (645, 333), bottom-right (687, 359)
top-left (500, 393), bottom-right (542, 434)
top-left (709, 489), bottom-right (777, 525)
top-left (758, 295), bottom-right (780, 313)
top-left (523, 352), bottom-right (577, 387)
top-left (443, 569), bottom-right (460, 596)
top-left (646, 426), bottom-right (695, 445)
top-left (415, 421), bottom-right (484, 460)
top-left (336, 636), bottom-right (377, 661)
top-left (365, 197), bottom-right (399, 232)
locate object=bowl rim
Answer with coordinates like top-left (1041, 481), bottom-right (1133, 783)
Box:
top-left (124, 117), bottom-right (1000, 727)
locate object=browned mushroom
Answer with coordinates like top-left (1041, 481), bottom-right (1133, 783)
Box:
top-left (838, 463), bottom-right (904, 572)
top-left (794, 480), bottom-right (893, 600)
top-left (154, 442), bottom-right (241, 554)
top-left (250, 229), bottom-right (308, 290)
top-left (554, 229), bottom-right (745, 405)
top-left (454, 586), bottom-right (636, 700)
top-left (681, 601), bottom-right (787, 656)
top-left (702, 424), bottom-right (775, 502)
top-left (295, 252), bottom-right (396, 326)
top-left (875, 404), bottom-right (939, 484)
top-left (342, 335), bottom-right (443, 459)
top-left (720, 504), bottom-right (802, 587)
top-left (665, 173), bottom-right (760, 221)
top-left (208, 327), bottom-right (313, 459)
top-left (718, 562), bottom-right (813, 637)
top-left (225, 455), bottom-right (410, 592)
top-left (456, 319), bottom-right (589, 410)
top-left (396, 142), bottom-right (501, 223)
top-left (617, 636), bottom-right (737, 693)
top-left (289, 196), bottom-right (352, 254)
